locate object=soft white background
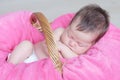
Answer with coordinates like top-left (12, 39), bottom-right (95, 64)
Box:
top-left (0, 0), bottom-right (120, 27)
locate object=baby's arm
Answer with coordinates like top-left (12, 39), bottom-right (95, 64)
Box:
top-left (34, 27), bottom-right (64, 59)
top-left (34, 40), bottom-right (48, 60)
top-left (57, 41), bottom-right (78, 59)
top-left (34, 27), bottom-right (77, 59)
top-left (54, 27), bottom-right (78, 58)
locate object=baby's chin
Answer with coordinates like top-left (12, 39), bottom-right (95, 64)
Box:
top-left (72, 49), bottom-right (86, 55)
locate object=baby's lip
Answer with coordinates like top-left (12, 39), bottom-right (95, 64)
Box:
top-left (65, 44), bottom-right (74, 53)
top-left (67, 45), bottom-right (79, 55)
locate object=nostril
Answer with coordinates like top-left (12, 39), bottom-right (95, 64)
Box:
top-left (69, 40), bottom-right (76, 47)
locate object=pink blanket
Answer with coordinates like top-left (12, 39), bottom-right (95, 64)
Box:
top-left (0, 11), bottom-right (120, 80)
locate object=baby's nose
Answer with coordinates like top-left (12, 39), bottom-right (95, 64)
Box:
top-left (69, 40), bottom-right (77, 47)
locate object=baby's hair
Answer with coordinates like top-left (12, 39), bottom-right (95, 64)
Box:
top-left (70, 4), bottom-right (109, 42)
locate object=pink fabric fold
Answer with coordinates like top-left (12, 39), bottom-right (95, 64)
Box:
top-left (0, 11), bottom-right (120, 80)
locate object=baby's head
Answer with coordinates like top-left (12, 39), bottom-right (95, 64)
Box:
top-left (60, 4), bottom-right (109, 55)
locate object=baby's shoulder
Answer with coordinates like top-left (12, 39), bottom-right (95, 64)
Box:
top-left (54, 27), bottom-right (64, 40)
top-left (54, 27), bottom-right (65, 33)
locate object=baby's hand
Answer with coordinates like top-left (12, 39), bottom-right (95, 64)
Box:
top-left (57, 41), bottom-right (78, 59)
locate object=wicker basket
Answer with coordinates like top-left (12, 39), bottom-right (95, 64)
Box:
top-left (31, 12), bottom-right (63, 73)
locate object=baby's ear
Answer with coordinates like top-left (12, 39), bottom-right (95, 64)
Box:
top-left (30, 14), bottom-right (42, 32)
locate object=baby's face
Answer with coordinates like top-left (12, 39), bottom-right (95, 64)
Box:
top-left (60, 25), bottom-right (98, 55)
